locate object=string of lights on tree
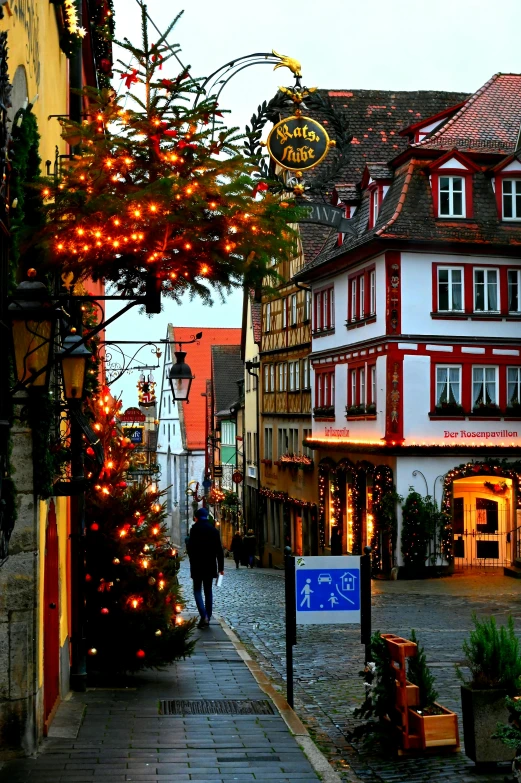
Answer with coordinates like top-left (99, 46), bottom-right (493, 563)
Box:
top-left (27, 7), bottom-right (300, 302)
top-left (83, 386), bottom-right (195, 672)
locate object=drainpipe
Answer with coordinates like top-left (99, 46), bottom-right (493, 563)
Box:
top-left (245, 361), bottom-right (262, 563)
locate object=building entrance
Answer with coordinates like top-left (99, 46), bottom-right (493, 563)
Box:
top-left (453, 477), bottom-right (513, 567)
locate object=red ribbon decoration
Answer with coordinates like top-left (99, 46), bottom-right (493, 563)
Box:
top-left (151, 46), bottom-right (163, 70)
top-left (120, 69), bottom-right (139, 89)
top-left (252, 181), bottom-right (269, 197)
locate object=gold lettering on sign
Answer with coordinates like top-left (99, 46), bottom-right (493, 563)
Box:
top-left (276, 123), bottom-right (320, 145)
top-left (280, 145), bottom-right (316, 164)
top-left (12, 0), bottom-right (41, 87)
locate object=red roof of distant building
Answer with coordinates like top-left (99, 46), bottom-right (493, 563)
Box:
top-left (170, 326), bottom-right (240, 451)
top-left (415, 73), bottom-right (521, 154)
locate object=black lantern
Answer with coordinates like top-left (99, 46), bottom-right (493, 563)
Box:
top-left (58, 334), bottom-right (91, 401)
top-left (8, 280), bottom-right (56, 392)
top-left (168, 350), bottom-right (194, 402)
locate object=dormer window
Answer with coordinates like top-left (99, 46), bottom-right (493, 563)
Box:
top-left (372, 189), bottom-right (379, 225)
top-left (428, 151), bottom-right (477, 219)
top-left (439, 176), bottom-right (465, 217)
top-left (502, 179), bottom-right (521, 220)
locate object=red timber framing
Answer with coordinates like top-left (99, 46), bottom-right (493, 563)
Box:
top-left (385, 348), bottom-right (404, 444)
top-left (385, 251), bottom-right (401, 334)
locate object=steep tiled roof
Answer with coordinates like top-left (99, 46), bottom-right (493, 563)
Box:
top-left (367, 162), bottom-right (393, 180)
top-left (325, 88), bottom-right (469, 182)
top-left (171, 327), bottom-right (240, 451)
top-left (294, 88), bottom-right (468, 272)
top-left (211, 345), bottom-right (243, 418)
top-left (415, 73), bottom-right (521, 154)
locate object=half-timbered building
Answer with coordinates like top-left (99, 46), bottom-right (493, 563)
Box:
top-left (296, 74), bottom-right (521, 574)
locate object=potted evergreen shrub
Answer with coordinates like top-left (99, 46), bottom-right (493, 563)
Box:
top-left (460, 614), bottom-right (521, 765)
top-left (494, 696), bottom-right (521, 781)
top-left (406, 630), bottom-right (459, 749)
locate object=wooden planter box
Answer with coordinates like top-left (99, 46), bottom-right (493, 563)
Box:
top-left (408, 704), bottom-right (460, 750)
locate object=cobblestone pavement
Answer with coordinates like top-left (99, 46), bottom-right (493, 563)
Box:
top-left (179, 558), bottom-right (521, 783)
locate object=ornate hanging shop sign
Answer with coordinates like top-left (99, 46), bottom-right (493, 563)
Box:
top-left (266, 115), bottom-right (330, 171)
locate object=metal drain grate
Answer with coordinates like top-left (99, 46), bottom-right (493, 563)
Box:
top-left (159, 699), bottom-right (274, 715)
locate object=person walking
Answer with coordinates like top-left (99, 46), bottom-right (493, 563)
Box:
top-left (243, 529), bottom-right (256, 568)
top-left (230, 531), bottom-right (243, 569)
top-left (186, 507), bottom-right (224, 629)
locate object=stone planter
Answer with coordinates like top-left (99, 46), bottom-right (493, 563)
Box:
top-left (461, 685), bottom-right (514, 764)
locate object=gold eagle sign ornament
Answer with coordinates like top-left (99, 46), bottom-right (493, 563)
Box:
top-left (267, 115), bottom-right (330, 172)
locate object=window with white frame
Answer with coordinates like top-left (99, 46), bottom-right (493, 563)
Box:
top-left (472, 366), bottom-right (498, 408)
top-left (369, 270), bottom-right (376, 315)
top-left (265, 302), bottom-right (271, 332)
top-left (508, 367), bottom-right (521, 407)
top-left (372, 189), bottom-right (379, 225)
top-left (350, 278), bottom-right (357, 322)
top-left (269, 363), bottom-right (275, 391)
top-left (359, 367), bottom-right (365, 407)
top-left (264, 427), bottom-right (273, 460)
top-left (436, 366), bottom-right (461, 407)
top-left (304, 290), bottom-right (312, 321)
top-left (246, 432), bottom-right (252, 463)
top-left (277, 427), bottom-right (288, 458)
top-left (288, 427), bottom-right (299, 454)
top-left (290, 293), bottom-right (297, 325)
top-left (263, 364), bottom-right (269, 392)
top-left (502, 179), bottom-right (521, 220)
top-left (350, 369), bottom-right (356, 406)
top-left (289, 360), bottom-right (300, 391)
top-left (438, 267), bottom-right (463, 311)
top-left (282, 298), bottom-right (287, 329)
top-left (508, 270), bottom-right (521, 312)
top-left (439, 176), bottom-right (465, 217)
top-left (314, 287), bottom-right (334, 331)
top-left (359, 275), bottom-right (365, 319)
top-left (316, 371), bottom-right (334, 408)
top-left (370, 365), bottom-right (376, 406)
top-left (277, 362), bottom-right (287, 391)
top-left (474, 268), bottom-right (499, 312)
top-left (221, 420), bottom-right (235, 445)
top-left (302, 357), bottom-right (310, 389)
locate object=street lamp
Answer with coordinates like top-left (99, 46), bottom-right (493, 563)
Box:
top-left (58, 333), bottom-right (91, 400)
top-left (168, 350), bottom-right (194, 402)
top-left (8, 280), bottom-right (56, 392)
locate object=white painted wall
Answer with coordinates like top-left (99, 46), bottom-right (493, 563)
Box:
top-left (402, 353), bottom-right (521, 446)
top-left (311, 253), bottom-right (387, 355)
top-left (401, 251), bottom-right (521, 338)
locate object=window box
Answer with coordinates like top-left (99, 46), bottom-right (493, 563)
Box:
top-left (313, 405), bottom-right (335, 419)
top-left (434, 403), bottom-right (465, 416)
top-left (471, 403), bottom-right (500, 417)
top-left (312, 327), bottom-right (335, 338)
top-left (506, 403), bottom-right (521, 417)
top-left (260, 458), bottom-right (272, 467)
top-left (346, 404), bottom-right (366, 416)
top-left (278, 453), bottom-right (314, 471)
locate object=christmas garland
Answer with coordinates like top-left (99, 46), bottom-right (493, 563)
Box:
top-left (50, 0), bottom-right (86, 58)
top-left (483, 480), bottom-right (509, 496)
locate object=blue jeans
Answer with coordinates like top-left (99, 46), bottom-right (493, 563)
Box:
top-left (192, 576), bottom-right (213, 619)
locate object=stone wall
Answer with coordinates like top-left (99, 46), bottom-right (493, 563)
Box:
top-left (0, 407), bottom-right (41, 758)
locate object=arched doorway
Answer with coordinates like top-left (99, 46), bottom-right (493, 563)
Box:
top-left (43, 500), bottom-right (60, 729)
top-left (444, 463), bottom-right (520, 568)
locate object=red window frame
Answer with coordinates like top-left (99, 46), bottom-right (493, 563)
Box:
top-left (495, 171), bottom-right (521, 221)
top-left (429, 356), bottom-right (521, 414)
top-left (315, 369), bottom-right (335, 407)
top-left (428, 151), bottom-right (479, 219)
top-left (348, 265), bottom-right (376, 322)
top-left (313, 285), bottom-right (334, 333)
top-left (431, 262), bottom-right (520, 317)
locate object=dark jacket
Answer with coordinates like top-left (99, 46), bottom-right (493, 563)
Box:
top-left (230, 533), bottom-right (243, 557)
top-left (187, 520), bottom-right (224, 579)
top-left (243, 534), bottom-right (256, 557)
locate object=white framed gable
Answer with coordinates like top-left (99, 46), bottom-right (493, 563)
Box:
top-left (438, 157), bottom-right (468, 170)
top-left (501, 159), bottom-right (521, 173)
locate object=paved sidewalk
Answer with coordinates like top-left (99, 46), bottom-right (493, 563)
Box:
top-left (0, 621), bottom-right (323, 783)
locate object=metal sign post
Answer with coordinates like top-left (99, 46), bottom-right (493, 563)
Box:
top-left (284, 549), bottom-right (372, 709)
top-left (284, 546), bottom-right (296, 708)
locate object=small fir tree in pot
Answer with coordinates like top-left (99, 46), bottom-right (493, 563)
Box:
top-left (407, 629), bottom-right (440, 715)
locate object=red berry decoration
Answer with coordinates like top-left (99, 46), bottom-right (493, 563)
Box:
top-left (136, 649), bottom-right (146, 659)
top-left (118, 481), bottom-right (127, 488)
top-left (90, 523), bottom-right (99, 531)
top-left (86, 447), bottom-right (95, 457)
top-left (85, 573), bottom-right (92, 582)
top-left (101, 607), bottom-right (109, 615)
top-left (123, 555), bottom-right (132, 562)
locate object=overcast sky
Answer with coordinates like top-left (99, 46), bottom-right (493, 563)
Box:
top-left (107, 0), bottom-right (521, 406)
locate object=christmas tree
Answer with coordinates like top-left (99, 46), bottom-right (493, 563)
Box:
top-left (26, 5), bottom-right (299, 301)
top-left (84, 386), bottom-right (195, 673)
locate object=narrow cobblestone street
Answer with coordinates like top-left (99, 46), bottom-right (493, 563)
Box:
top-left (180, 558), bottom-right (521, 783)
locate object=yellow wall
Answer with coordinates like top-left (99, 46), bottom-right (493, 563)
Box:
top-left (37, 500), bottom-right (46, 688)
top-left (56, 496), bottom-right (69, 647)
top-left (3, 0), bottom-right (68, 164)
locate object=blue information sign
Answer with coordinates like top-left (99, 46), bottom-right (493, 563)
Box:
top-left (295, 555), bottom-right (361, 625)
